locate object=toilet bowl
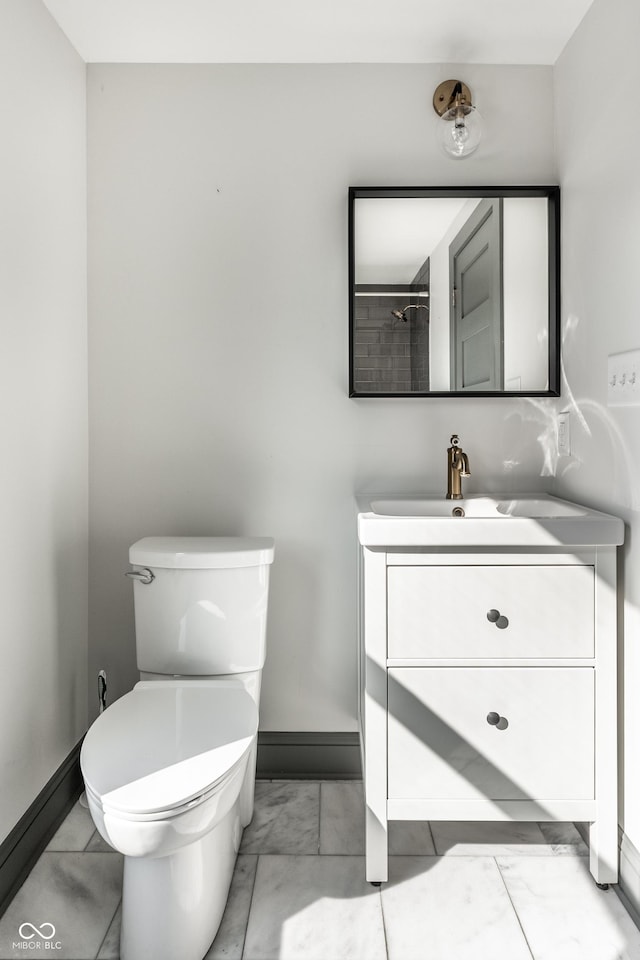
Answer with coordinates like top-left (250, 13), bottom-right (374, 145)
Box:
top-left (80, 535), bottom-right (274, 960)
top-left (80, 680), bottom-right (258, 960)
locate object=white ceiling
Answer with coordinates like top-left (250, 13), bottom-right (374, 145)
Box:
top-left (42, 0), bottom-right (595, 65)
top-left (355, 198), bottom-right (471, 284)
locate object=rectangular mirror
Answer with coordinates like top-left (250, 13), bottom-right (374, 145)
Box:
top-left (348, 186), bottom-right (560, 397)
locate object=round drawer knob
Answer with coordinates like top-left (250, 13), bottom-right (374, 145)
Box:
top-left (487, 609), bottom-right (509, 629)
top-left (486, 712), bottom-right (501, 726)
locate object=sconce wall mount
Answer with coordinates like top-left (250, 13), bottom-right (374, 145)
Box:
top-left (433, 79), bottom-right (482, 159)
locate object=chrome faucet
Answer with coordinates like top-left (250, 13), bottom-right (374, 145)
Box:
top-left (446, 434), bottom-right (471, 500)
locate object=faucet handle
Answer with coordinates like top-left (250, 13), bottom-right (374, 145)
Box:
top-left (450, 434), bottom-right (460, 446)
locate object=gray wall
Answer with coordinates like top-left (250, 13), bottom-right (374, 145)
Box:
top-left (555, 0), bottom-right (640, 853)
top-left (87, 63), bottom-right (556, 732)
top-left (0, 0), bottom-right (88, 844)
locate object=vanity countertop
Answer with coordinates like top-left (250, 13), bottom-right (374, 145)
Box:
top-left (356, 493), bottom-right (624, 548)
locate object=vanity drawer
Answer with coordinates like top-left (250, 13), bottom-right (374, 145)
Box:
top-left (387, 565), bottom-right (594, 659)
top-left (387, 666), bottom-right (594, 801)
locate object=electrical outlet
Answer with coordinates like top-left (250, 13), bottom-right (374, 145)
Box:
top-left (557, 411), bottom-right (571, 457)
top-left (608, 349), bottom-right (640, 407)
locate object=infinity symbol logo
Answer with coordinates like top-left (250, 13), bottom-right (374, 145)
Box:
top-left (19, 922), bottom-right (56, 940)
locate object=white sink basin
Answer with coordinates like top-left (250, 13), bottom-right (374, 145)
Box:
top-left (369, 496), bottom-right (500, 518)
top-left (357, 493), bottom-right (623, 547)
top-left (496, 498), bottom-right (587, 518)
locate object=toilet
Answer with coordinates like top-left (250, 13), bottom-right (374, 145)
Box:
top-left (80, 536), bottom-right (274, 960)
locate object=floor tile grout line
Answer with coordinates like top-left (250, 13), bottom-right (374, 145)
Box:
top-left (84, 829), bottom-right (98, 853)
top-left (426, 820), bottom-right (437, 854)
top-left (494, 856), bottom-right (536, 960)
top-left (240, 854), bottom-right (262, 960)
top-left (431, 826), bottom-right (444, 857)
top-left (378, 881), bottom-right (391, 960)
top-left (94, 896), bottom-right (122, 960)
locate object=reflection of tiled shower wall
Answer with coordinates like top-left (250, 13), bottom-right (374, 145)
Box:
top-left (354, 280), bottom-right (430, 393)
top-left (353, 296), bottom-right (412, 393)
top-left (410, 259), bottom-right (430, 392)
top-left (409, 312), bottom-right (429, 392)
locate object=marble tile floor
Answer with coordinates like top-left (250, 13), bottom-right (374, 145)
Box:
top-left (1, 780), bottom-right (640, 959)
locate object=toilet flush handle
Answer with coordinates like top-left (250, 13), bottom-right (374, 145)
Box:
top-left (125, 567), bottom-right (155, 584)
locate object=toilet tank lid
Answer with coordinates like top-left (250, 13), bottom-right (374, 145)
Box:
top-left (129, 536), bottom-right (275, 569)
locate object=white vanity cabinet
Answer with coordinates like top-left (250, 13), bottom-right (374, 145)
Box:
top-left (357, 496), bottom-right (623, 887)
top-left (387, 665), bottom-right (594, 802)
top-left (387, 563), bottom-right (594, 659)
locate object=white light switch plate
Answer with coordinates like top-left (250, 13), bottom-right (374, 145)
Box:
top-left (608, 349), bottom-right (640, 406)
top-left (557, 411), bottom-right (571, 457)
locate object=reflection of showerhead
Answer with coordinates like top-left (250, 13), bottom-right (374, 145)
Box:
top-left (390, 304), bottom-right (429, 322)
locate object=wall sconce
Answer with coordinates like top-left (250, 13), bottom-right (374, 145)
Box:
top-left (433, 80), bottom-right (482, 159)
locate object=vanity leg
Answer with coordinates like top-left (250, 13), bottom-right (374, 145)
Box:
top-left (589, 818), bottom-right (618, 887)
top-left (590, 547), bottom-right (618, 887)
top-left (365, 805), bottom-right (388, 884)
top-left (361, 546), bottom-right (389, 885)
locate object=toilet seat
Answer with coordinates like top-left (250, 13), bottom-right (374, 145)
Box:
top-left (80, 681), bottom-right (258, 820)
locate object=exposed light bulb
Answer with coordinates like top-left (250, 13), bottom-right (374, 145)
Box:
top-left (451, 115), bottom-right (470, 153)
top-left (439, 103), bottom-right (482, 159)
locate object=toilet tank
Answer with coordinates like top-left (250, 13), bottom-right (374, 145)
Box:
top-left (128, 537), bottom-right (275, 676)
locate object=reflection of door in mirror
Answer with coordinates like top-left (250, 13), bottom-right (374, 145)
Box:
top-left (450, 198), bottom-right (503, 391)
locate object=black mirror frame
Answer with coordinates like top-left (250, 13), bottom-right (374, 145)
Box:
top-left (348, 185), bottom-right (561, 398)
